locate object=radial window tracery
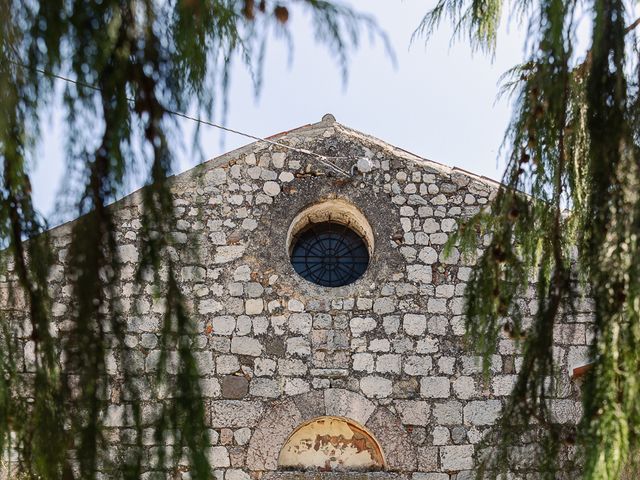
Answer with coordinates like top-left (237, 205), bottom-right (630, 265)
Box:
top-left (290, 221), bottom-right (369, 287)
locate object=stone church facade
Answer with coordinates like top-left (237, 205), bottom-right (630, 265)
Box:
top-left (19, 115), bottom-right (590, 478)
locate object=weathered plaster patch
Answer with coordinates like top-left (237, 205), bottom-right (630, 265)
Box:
top-left (279, 417), bottom-right (384, 472)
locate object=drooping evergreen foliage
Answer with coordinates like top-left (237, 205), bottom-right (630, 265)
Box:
top-left (0, 1), bottom-right (383, 478)
top-left (417, 1), bottom-right (640, 479)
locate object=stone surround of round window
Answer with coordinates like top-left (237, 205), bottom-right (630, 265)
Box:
top-left (287, 200), bottom-right (374, 288)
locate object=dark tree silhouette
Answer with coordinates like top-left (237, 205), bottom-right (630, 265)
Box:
top-left (417, 1), bottom-right (640, 478)
top-left (0, 1), bottom-right (386, 478)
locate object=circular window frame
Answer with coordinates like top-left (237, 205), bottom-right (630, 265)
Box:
top-left (286, 200), bottom-right (374, 288)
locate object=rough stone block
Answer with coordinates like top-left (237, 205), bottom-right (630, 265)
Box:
top-left (254, 358), bottom-right (277, 377)
top-left (427, 299), bottom-right (447, 314)
top-left (376, 354), bottom-right (401, 374)
top-left (289, 313), bottom-right (312, 334)
top-left (352, 354), bottom-right (374, 375)
top-left (452, 376), bottom-right (476, 400)
top-left (407, 265), bottom-right (432, 284)
top-left (199, 299), bottom-right (223, 314)
top-left (350, 317), bottom-right (377, 336)
top-left (275, 358), bottom-right (305, 377)
top-left (284, 378), bottom-right (310, 395)
top-left (221, 376), bottom-right (249, 399)
top-left (440, 445), bottom-right (474, 471)
top-left (405, 356), bottom-right (433, 376)
top-left (460, 355), bottom-right (501, 375)
top-left (216, 355), bottom-right (240, 375)
top-left (550, 399), bottom-right (582, 424)
top-left (249, 378), bottom-right (281, 398)
top-left (373, 298), bottom-right (396, 314)
top-left (194, 351), bottom-right (215, 375)
top-left (233, 428), bottom-right (251, 446)
top-left (322, 389), bottom-right (375, 425)
top-left (263, 181), bottom-right (281, 196)
top-left (207, 446), bottom-right (230, 468)
top-left (210, 316), bottom-right (235, 336)
top-left (226, 469), bottom-right (250, 480)
top-left (360, 375), bottom-right (393, 398)
top-left (416, 446), bottom-right (439, 471)
top-left (463, 400), bottom-right (502, 425)
top-left (210, 401), bottom-right (264, 428)
top-left (450, 426), bottom-right (467, 444)
top-left (553, 323), bottom-right (586, 345)
top-left (491, 375), bottom-right (517, 397)
top-left (396, 400), bottom-right (430, 426)
top-left (286, 337), bottom-right (311, 357)
top-left (383, 316), bottom-right (401, 334)
top-left (413, 474), bottom-right (448, 480)
top-left (432, 426), bottom-right (450, 445)
top-left (245, 299), bottom-right (264, 315)
top-left (418, 247), bottom-right (438, 264)
top-left (117, 244), bottom-right (139, 264)
top-left (287, 299), bottom-right (304, 312)
top-left (427, 316), bottom-right (448, 336)
top-left (433, 401), bottom-right (462, 425)
top-left (292, 390), bottom-right (325, 420)
top-left (404, 314), bottom-right (427, 336)
top-left (362, 408), bottom-right (417, 472)
top-left (393, 377), bottom-right (420, 398)
top-left (369, 338), bottom-right (391, 352)
top-left (420, 377), bottom-right (450, 398)
top-left (214, 246), bottom-right (246, 264)
top-left (416, 337), bottom-right (439, 354)
top-left (230, 337), bottom-right (263, 356)
top-left (246, 399), bottom-right (303, 470)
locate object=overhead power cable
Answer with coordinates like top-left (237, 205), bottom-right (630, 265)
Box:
top-left (9, 59), bottom-right (355, 178)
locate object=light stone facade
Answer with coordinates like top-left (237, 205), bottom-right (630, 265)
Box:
top-left (8, 114), bottom-right (592, 478)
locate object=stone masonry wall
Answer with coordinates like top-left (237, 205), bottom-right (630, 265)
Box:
top-left (6, 115), bottom-right (592, 479)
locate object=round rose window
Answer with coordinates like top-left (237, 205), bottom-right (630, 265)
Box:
top-left (290, 221), bottom-right (369, 287)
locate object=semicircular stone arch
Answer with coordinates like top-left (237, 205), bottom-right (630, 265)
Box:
top-left (246, 389), bottom-right (417, 473)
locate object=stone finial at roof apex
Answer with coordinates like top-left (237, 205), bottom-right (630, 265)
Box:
top-left (321, 113), bottom-right (336, 124)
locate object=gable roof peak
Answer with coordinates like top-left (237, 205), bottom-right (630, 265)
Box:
top-left (321, 113), bottom-right (337, 124)
top-left (197, 114), bottom-right (501, 192)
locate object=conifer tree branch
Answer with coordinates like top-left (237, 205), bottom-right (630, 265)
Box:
top-left (0, 0), bottom-right (386, 477)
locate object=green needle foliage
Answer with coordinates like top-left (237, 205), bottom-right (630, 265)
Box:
top-left (0, 1), bottom-right (385, 478)
top-left (417, 0), bottom-right (640, 479)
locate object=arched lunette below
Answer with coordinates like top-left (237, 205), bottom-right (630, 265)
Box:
top-left (278, 416), bottom-right (385, 472)
top-left (245, 389), bottom-right (417, 473)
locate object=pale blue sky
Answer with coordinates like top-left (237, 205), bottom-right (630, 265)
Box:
top-left (33, 0), bottom-right (527, 225)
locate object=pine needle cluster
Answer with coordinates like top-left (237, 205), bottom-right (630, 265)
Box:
top-left (0, 1), bottom-right (384, 478)
top-left (417, 1), bottom-right (640, 479)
